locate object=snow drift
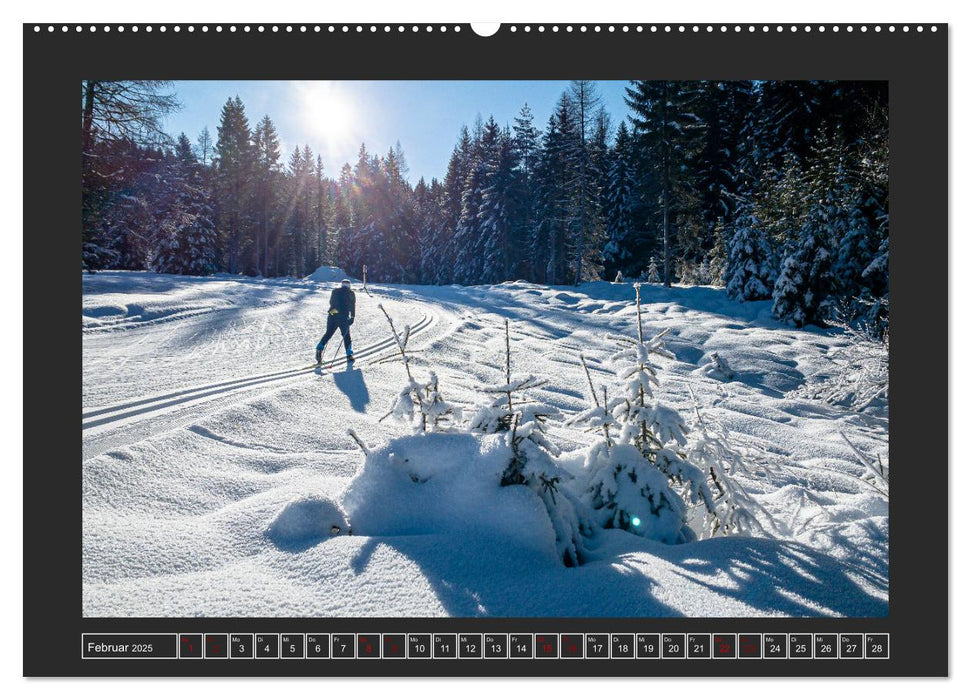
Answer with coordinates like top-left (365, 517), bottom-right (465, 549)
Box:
top-left (306, 266), bottom-right (354, 283)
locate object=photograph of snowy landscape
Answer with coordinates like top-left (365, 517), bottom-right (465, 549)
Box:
top-left (82, 80), bottom-right (889, 618)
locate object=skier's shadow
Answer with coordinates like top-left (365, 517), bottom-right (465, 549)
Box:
top-left (331, 367), bottom-right (371, 412)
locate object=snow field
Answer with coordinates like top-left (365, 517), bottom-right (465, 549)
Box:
top-left (82, 272), bottom-right (888, 617)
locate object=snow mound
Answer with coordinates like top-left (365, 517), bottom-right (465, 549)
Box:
top-left (306, 266), bottom-right (353, 283)
top-left (341, 432), bottom-right (560, 563)
top-left (264, 496), bottom-right (351, 546)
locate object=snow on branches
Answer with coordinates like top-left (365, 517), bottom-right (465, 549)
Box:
top-left (351, 291), bottom-right (776, 570)
top-left (700, 352), bottom-right (737, 381)
top-left (378, 304), bottom-right (460, 432)
top-left (469, 319), bottom-right (584, 567)
top-left (685, 395), bottom-right (777, 537)
top-left (570, 285), bottom-right (717, 543)
top-left (790, 312), bottom-right (889, 412)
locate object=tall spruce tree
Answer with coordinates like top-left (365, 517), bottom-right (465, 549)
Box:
top-left (480, 123), bottom-right (517, 283)
top-left (771, 130), bottom-right (844, 326)
top-left (535, 97), bottom-right (577, 285)
top-left (568, 81), bottom-right (606, 285)
top-left (453, 121), bottom-right (491, 284)
top-left (625, 81), bottom-right (704, 287)
top-left (251, 115), bottom-right (281, 276)
top-left (692, 81), bottom-right (753, 249)
top-left (214, 96), bottom-right (254, 274)
top-left (511, 104), bottom-right (540, 280)
top-left (602, 121), bottom-right (637, 279)
top-left (152, 142), bottom-right (218, 276)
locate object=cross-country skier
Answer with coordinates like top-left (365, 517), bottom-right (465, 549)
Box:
top-left (315, 279), bottom-right (356, 366)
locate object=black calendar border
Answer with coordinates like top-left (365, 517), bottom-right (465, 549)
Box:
top-left (23, 22), bottom-right (948, 678)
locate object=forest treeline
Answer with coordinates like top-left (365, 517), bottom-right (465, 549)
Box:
top-left (81, 79), bottom-right (888, 328)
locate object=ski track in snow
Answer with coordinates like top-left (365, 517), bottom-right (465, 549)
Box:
top-left (82, 314), bottom-right (435, 461)
top-left (82, 272), bottom-right (888, 618)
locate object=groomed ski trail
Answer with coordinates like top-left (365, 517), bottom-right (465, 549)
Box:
top-left (82, 312), bottom-right (436, 461)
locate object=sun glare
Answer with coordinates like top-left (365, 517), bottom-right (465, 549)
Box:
top-left (296, 82), bottom-right (354, 152)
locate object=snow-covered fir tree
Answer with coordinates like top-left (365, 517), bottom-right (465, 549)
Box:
top-left (625, 80), bottom-right (706, 287)
top-left (379, 304), bottom-right (460, 432)
top-left (567, 80), bottom-right (607, 285)
top-left (572, 287), bottom-right (715, 543)
top-left (453, 119), bottom-right (489, 284)
top-left (725, 206), bottom-right (774, 301)
top-left (771, 223), bottom-right (834, 327)
top-left (833, 189), bottom-right (882, 319)
top-left (602, 121), bottom-right (637, 280)
top-left (535, 98), bottom-right (576, 285)
top-left (771, 130), bottom-right (845, 327)
top-left (707, 218), bottom-right (729, 287)
top-left (646, 257), bottom-right (660, 283)
top-left (152, 194), bottom-right (218, 275)
top-left (152, 138), bottom-right (218, 276)
top-left (213, 96), bottom-right (255, 274)
top-left (510, 104), bottom-right (540, 280)
top-left (479, 123), bottom-right (517, 283)
top-left (684, 402), bottom-right (775, 536)
top-left (469, 320), bottom-right (586, 566)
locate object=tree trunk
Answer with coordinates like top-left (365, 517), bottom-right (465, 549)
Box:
top-left (663, 179), bottom-right (670, 288)
top-left (81, 80), bottom-right (97, 157)
top-left (662, 82), bottom-right (672, 288)
top-left (574, 90), bottom-right (587, 287)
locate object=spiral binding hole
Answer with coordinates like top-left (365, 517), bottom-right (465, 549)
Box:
top-left (27, 22), bottom-right (938, 37)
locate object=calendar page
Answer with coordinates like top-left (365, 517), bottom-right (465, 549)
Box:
top-left (23, 21), bottom-right (947, 678)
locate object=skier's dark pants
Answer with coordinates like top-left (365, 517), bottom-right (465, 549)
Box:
top-left (317, 316), bottom-right (352, 356)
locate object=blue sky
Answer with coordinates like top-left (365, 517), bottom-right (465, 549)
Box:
top-left (162, 81), bottom-right (633, 184)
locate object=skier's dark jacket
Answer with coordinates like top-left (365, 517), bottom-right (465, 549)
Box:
top-left (328, 286), bottom-right (356, 321)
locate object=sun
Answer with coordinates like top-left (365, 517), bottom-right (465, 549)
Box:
top-left (296, 82), bottom-right (354, 152)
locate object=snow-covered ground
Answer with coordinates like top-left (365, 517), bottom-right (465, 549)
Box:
top-left (82, 271), bottom-right (888, 617)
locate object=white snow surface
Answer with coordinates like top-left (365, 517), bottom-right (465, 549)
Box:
top-left (82, 272), bottom-right (888, 617)
top-left (305, 265), bottom-right (355, 283)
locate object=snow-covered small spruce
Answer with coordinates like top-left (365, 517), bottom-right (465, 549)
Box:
top-left (572, 285), bottom-right (716, 544)
top-left (377, 304), bottom-right (459, 432)
top-left (645, 257), bottom-right (661, 284)
top-left (469, 319), bottom-right (586, 566)
top-left (685, 394), bottom-right (776, 536)
top-left (791, 312), bottom-right (888, 411)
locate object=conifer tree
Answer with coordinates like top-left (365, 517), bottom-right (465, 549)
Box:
top-left (152, 135), bottom-right (219, 275)
top-left (214, 96), bottom-right (254, 274)
top-left (511, 104), bottom-right (540, 279)
top-left (646, 257), bottom-right (660, 283)
top-left (480, 124), bottom-right (517, 283)
top-left (251, 115), bottom-right (281, 276)
top-left (568, 81), bottom-right (606, 285)
top-left (453, 122), bottom-right (491, 284)
top-left (771, 202), bottom-right (835, 327)
top-left (571, 287), bottom-right (715, 543)
top-left (535, 98), bottom-right (577, 285)
top-left (725, 205), bottom-right (774, 301)
top-left (602, 121), bottom-right (637, 279)
top-left (625, 81), bottom-right (705, 287)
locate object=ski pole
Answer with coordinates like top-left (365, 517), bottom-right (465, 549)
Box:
top-left (330, 335), bottom-right (344, 364)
